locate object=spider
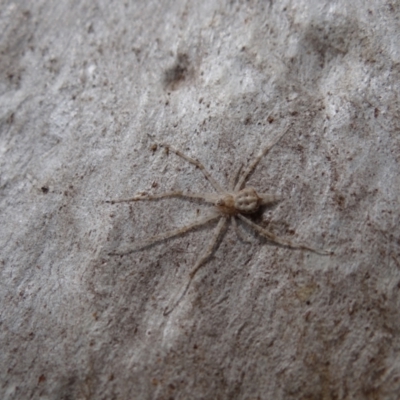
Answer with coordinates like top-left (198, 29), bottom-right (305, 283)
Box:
top-left (107, 128), bottom-right (332, 315)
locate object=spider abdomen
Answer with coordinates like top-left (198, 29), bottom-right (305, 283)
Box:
top-left (234, 187), bottom-right (261, 213)
top-left (216, 187), bottom-right (261, 215)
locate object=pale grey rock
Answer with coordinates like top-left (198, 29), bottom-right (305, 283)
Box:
top-left (1, 1), bottom-right (400, 399)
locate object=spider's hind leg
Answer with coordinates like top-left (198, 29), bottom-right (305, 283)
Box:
top-left (237, 214), bottom-right (333, 255)
top-left (232, 216), bottom-right (255, 243)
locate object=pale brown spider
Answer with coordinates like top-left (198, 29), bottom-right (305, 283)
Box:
top-left (107, 128), bottom-right (331, 315)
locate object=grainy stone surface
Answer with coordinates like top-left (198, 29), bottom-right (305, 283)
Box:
top-left (1, 1), bottom-right (400, 399)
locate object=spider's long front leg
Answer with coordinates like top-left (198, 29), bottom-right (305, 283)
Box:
top-left (163, 216), bottom-right (229, 315)
top-left (109, 213), bottom-right (220, 256)
top-left (106, 191), bottom-right (217, 205)
top-left (237, 214), bottom-right (332, 255)
top-left (159, 143), bottom-right (224, 193)
top-left (235, 126), bottom-right (292, 191)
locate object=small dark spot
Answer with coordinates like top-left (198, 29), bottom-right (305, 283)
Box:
top-left (267, 116), bottom-right (274, 124)
top-left (335, 194), bottom-right (345, 208)
top-left (22, 10), bottom-right (32, 19)
top-left (7, 113), bottom-right (14, 124)
top-left (41, 186), bottom-right (49, 194)
top-left (38, 374), bottom-right (46, 383)
top-left (374, 108), bottom-right (379, 118)
top-left (164, 53), bottom-right (190, 90)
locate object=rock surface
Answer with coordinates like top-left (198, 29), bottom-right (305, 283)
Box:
top-left (1, 1), bottom-right (400, 399)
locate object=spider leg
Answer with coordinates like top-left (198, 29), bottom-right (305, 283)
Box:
top-left (235, 126), bottom-right (292, 191)
top-left (237, 214), bottom-right (332, 255)
top-left (228, 163), bottom-right (243, 191)
top-left (259, 193), bottom-right (281, 206)
top-left (232, 216), bottom-right (255, 243)
top-left (109, 213), bottom-right (220, 256)
top-left (159, 143), bottom-right (225, 193)
top-left (163, 216), bottom-right (229, 315)
top-left (106, 191), bottom-right (217, 205)
top-left (392, 255), bottom-right (400, 268)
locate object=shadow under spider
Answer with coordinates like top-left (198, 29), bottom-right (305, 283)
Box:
top-left (106, 127), bottom-right (333, 315)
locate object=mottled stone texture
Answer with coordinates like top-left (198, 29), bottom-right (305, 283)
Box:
top-left (1, 1), bottom-right (400, 399)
